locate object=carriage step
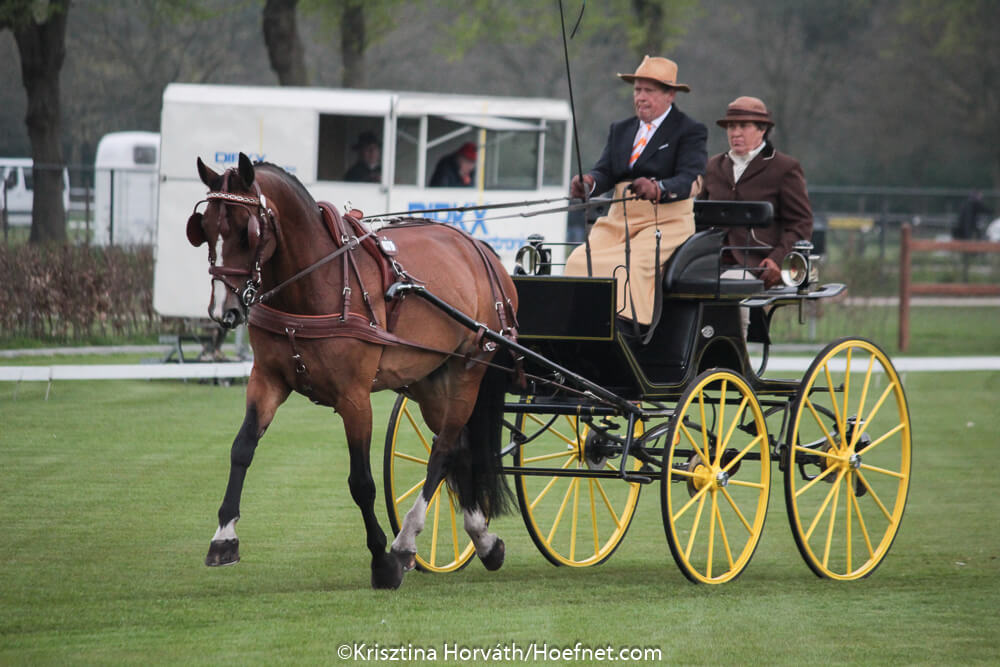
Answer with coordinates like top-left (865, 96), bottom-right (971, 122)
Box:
top-left (623, 473), bottom-right (655, 484)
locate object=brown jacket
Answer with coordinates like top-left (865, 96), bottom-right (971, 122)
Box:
top-left (700, 142), bottom-right (813, 267)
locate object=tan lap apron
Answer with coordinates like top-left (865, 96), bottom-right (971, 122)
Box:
top-left (564, 182), bottom-right (694, 324)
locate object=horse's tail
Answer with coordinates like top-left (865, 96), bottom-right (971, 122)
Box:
top-left (451, 353), bottom-right (514, 518)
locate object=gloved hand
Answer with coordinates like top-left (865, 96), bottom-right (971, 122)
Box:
top-left (629, 177), bottom-right (661, 202)
top-left (570, 174), bottom-right (595, 200)
top-left (760, 257), bottom-right (781, 288)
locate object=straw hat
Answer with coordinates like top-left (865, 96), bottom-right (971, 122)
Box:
top-left (617, 56), bottom-right (690, 92)
top-left (716, 96), bottom-right (774, 127)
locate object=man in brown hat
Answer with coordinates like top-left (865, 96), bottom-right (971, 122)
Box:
top-left (565, 55), bottom-right (707, 326)
top-left (700, 96), bottom-right (812, 289)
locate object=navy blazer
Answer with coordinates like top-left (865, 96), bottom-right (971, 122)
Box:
top-left (588, 106), bottom-right (707, 202)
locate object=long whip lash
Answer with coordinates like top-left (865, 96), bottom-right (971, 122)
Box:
top-left (558, 0), bottom-right (592, 275)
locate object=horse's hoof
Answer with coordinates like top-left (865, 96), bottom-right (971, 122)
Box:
top-left (480, 538), bottom-right (505, 571)
top-left (391, 547), bottom-right (417, 572)
top-left (205, 538), bottom-right (240, 566)
top-left (371, 552), bottom-right (404, 590)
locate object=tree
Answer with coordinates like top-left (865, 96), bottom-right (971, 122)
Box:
top-left (263, 0), bottom-right (308, 85)
top-left (1, 0), bottom-right (70, 243)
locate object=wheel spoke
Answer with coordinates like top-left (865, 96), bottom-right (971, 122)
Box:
top-left (823, 362), bottom-right (846, 439)
top-left (684, 491), bottom-right (708, 559)
top-left (805, 397), bottom-right (839, 451)
top-left (698, 391), bottom-right (710, 465)
top-left (719, 395), bottom-right (750, 454)
top-left (546, 478), bottom-right (578, 543)
top-left (859, 462), bottom-right (907, 479)
top-left (714, 497), bottom-right (735, 570)
top-left (594, 479), bottom-right (624, 529)
top-left (589, 479), bottom-right (599, 557)
top-left (822, 475), bottom-right (842, 568)
top-left (794, 462), bottom-right (838, 497)
top-left (395, 478), bottom-right (425, 505)
top-left (720, 486), bottom-right (753, 533)
top-left (854, 382), bottom-right (898, 445)
top-left (679, 421), bottom-right (711, 466)
top-left (722, 434), bottom-right (765, 474)
top-left (714, 379), bottom-right (728, 466)
top-left (673, 479), bottom-right (711, 522)
top-left (402, 406), bottom-right (433, 454)
top-left (569, 476), bottom-right (580, 561)
top-left (707, 491), bottom-right (718, 578)
top-left (429, 484), bottom-right (442, 566)
top-left (861, 422), bottom-right (906, 455)
top-left (728, 478), bottom-right (766, 490)
top-left (847, 354), bottom-right (876, 451)
top-left (845, 471), bottom-right (853, 573)
top-left (855, 469), bottom-right (893, 520)
top-left (804, 468), bottom-right (845, 540)
top-left (523, 448), bottom-right (576, 464)
top-left (850, 485), bottom-right (875, 559)
top-left (393, 451), bottom-right (428, 466)
top-left (842, 348), bottom-right (852, 432)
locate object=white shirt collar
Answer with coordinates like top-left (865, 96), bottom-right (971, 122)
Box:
top-left (644, 106), bottom-right (671, 131)
top-left (728, 140), bottom-right (766, 182)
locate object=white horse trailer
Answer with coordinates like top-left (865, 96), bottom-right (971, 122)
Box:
top-left (93, 131), bottom-right (160, 246)
top-left (153, 83), bottom-right (572, 319)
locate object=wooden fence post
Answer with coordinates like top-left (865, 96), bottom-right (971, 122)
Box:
top-left (898, 223), bottom-right (911, 352)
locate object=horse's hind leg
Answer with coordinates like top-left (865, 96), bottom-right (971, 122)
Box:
top-left (390, 442), bottom-right (452, 571)
top-left (206, 377), bottom-right (288, 567)
top-left (463, 507), bottom-right (505, 571)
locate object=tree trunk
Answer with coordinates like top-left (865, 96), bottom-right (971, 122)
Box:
top-left (631, 0), bottom-right (664, 59)
top-left (341, 1), bottom-right (366, 88)
top-left (11, 1), bottom-right (70, 244)
top-left (262, 0), bottom-right (308, 86)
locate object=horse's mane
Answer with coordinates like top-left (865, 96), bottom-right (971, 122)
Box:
top-left (253, 161), bottom-right (316, 207)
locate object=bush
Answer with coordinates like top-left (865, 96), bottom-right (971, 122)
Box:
top-left (0, 244), bottom-right (160, 344)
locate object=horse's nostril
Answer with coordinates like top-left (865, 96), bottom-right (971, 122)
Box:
top-left (222, 310), bottom-right (241, 329)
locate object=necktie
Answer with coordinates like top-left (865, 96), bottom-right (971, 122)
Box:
top-left (629, 122), bottom-right (653, 167)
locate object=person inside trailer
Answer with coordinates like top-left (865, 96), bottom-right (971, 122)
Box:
top-left (429, 141), bottom-right (477, 187)
top-left (343, 130), bottom-right (382, 183)
top-left (565, 55), bottom-right (707, 327)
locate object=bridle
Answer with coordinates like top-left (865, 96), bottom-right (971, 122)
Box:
top-left (187, 169), bottom-right (276, 308)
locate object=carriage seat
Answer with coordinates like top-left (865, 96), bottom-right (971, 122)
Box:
top-left (662, 228), bottom-right (763, 296)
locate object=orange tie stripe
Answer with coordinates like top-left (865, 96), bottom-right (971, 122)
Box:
top-left (629, 122), bottom-right (653, 167)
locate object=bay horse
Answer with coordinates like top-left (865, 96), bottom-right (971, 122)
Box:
top-left (185, 153), bottom-right (517, 589)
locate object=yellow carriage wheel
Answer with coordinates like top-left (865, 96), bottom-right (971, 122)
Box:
top-left (661, 370), bottom-right (770, 584)
top-left (785, 337), bottom-right (911, 580)
top-left (514, 404), bottom-right (642, 567)
top-left (383, 395), bottom-right (476, 573)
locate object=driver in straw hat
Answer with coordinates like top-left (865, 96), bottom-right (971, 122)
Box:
top-left (566, 56), bottom-right (707, 326)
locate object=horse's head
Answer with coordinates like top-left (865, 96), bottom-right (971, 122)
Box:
top-left (187, 153), bottom-right (278, 329)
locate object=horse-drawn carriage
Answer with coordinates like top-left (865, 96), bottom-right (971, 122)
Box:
top-left (192, 154), bottom-right (910, 588)
top-left (383, 201), bottom-right (911, 584)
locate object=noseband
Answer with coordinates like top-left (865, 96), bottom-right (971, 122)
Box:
top-left (188, 169), bottom-right (276, 308)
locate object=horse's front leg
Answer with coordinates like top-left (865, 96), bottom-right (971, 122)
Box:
top-left (341, 397), bottom-right (404, 590)
top-left (206, 376), bottom-right (287, 566)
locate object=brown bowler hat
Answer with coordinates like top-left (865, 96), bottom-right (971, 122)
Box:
top-left (716, 96), bottom-right (774, 127)
top-left (617, 56), bottom-right (691, 92)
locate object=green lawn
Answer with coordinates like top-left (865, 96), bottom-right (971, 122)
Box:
top-left (2, 371), bottom-right (998, 664)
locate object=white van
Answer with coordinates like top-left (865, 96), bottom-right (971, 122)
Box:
top-left (0, 158), bottom-right (71, 226)
top-left (154, 83), bottom-right (573, 319)
top-left (93, 131), bottom-right (160, 246)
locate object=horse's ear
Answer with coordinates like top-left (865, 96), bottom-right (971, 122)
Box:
top-left (197, 157), bottom-right (221, 189)
top-left (238, 152), bottom-right (255, 189)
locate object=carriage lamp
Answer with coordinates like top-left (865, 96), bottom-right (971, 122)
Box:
top-left (515, 234), bottom-right (552, 275)
top-left (781, 240), bottom-right (816, 292)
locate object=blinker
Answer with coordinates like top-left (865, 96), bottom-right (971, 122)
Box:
top-left (186, 212), bottom-right (206, 247)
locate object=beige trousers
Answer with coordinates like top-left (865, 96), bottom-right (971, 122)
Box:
top-left (564, 182), bottom-right (695, 325)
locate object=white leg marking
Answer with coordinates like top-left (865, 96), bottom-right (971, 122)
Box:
top-left (463, 508), bottom-right (497, 558)
top-left (212, 518), bottom-right (238, 542)
top-left (392, 495), bottom-right (427, 554)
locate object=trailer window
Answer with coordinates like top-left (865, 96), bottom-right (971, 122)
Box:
top-left (133, 145), bottom-right (157, 165)
top-left (426, 116), bottom-right (547, 190)
top-left (394, 117), bottom-right (420, 186)
top-left (317, 114), bottom-right (384, 183)
top-left (542, 120), bottom-right (567, 187)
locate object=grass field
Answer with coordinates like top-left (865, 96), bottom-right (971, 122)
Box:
top-left (2, 369), bottom-right (999, 665)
